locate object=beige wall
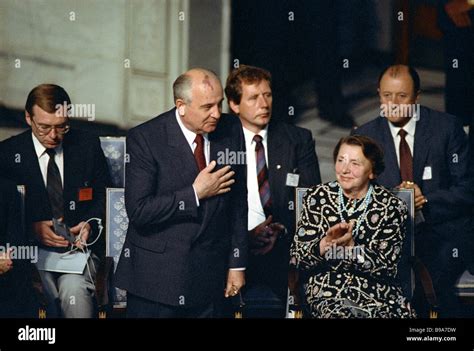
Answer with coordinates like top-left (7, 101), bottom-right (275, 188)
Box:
top-left (0, 0), bottom-right (230, 128)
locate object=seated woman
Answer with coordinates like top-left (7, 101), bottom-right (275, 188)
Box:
top-left (290, 135), bottom-right (414, 318)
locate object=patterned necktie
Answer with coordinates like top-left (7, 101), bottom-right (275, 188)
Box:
top-left (46, 148), bottom-right (64, 219)
top-left (194, 134), bottom-right (206, 172)
top-left (398, 129), bottom-right (413, 182)
top-left (253, 134), bottom-right (272, 217)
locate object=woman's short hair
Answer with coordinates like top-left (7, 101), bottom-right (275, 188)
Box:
top-left (333, 135), bottom-right (385, 176)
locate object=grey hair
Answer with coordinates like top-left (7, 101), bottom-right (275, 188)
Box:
top-left (173, 73), bottom-right (193, 103)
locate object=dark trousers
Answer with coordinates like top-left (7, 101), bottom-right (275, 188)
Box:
top-left (414, 226), bottom-right (466, 318)
top-left (126, 293), bottom-right (217, 318)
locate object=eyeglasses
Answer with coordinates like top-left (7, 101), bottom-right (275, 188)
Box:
top-left (31, 118), bottom-right (70, 136)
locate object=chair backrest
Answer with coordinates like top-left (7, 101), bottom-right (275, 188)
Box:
top-left (390, 188), bottom-right (415, 299)
top-left (294, 186), bottom-right (415, 299)
top-left (105, 187), bottom-right (128, 307)
top-left (456, 270), bottom-right (474, 298)
top-left (100, 137), bottom-right (126, 188)
top-left (16, 185), bottom-right (48, 317)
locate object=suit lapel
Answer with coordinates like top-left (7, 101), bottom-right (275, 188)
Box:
top-left (413, 107), bottom-right (431, 184)
top-left (21, 133), bottom-right (52, 218)
top-left (267, 122), bottom-right (286, 204)
top-left (23, 134), bottom-right (48, 191)
top-left (166, 111), bottom-right (201, 183)
top-left (63, 135), bottom-right (80, 192)
top-left (380, 118), bottom-right (402, 187)
top-left (198, 132), bottom-right (223, 231)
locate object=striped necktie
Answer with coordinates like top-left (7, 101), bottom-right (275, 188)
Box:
top-left (253, 134), bottom-right (272, 217)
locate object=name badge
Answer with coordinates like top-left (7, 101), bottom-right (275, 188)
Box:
top-left (422, 166), bottom-right (432, 180)
top-left (286, 173), bottom-right (300, 187)
top-left (78, 187), bottom-right (93, 202)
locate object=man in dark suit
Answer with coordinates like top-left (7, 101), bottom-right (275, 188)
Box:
top-left (354, 64), bottom-right (474, 317)
top-left (0, 177), bottom-right (36, 317)
top-left (225, 65), bottom-right (321, 317)
top-left (115, 68), bottom-right (248, 318)
top-left (0, 84), bottom-right (110, 317)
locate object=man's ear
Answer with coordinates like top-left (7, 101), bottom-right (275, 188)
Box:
top-left (176, 100), bottom-right (186, 116)
top-left (25, 111), bottom-right (32, 127)
top-left (415, 90), bottom-right (421, 103)
top-left (229, 100), bottom-right (240, 115)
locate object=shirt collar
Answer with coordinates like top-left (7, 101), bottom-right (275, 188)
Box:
top-left (31, 132), bottom-right (63, 158)
top-left (175, 109), bottom-right (208, 146)
top-left (388, 114), bottom-right (417, 139)
top-left (242, 125), bottom-right (268, 144)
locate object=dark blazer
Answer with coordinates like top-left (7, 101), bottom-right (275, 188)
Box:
top-left (115, 109), bottom-right (248, 307)
top-left (245, 121), bottom-right (321, 299)
top-left (0, 177), bottom-right (36, 317)
top-left (0, 130), bottom-right (110, 255)
top-left (353, 106), bottom-right (474, 262)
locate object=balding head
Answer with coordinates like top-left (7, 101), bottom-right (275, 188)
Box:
top-left (173, 68), bottom-right (221, 104)
top-left (378, 64), bottom-right (420, 95)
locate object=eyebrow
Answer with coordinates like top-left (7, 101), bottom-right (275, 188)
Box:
top-left (381, 90), bottom-right (409, 94)
top-left (338, 156), bottom-right (362, 162)
top-left (37, 121), bottom-right (68, 125)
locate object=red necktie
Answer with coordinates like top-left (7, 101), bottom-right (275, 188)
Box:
top-left (398, 129), bottom-right (413, 181)
top-left (194, 134), bottom-right (206, 171)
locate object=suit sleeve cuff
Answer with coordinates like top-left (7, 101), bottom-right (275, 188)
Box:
top-left (192, 185), bottom-right (200, 207)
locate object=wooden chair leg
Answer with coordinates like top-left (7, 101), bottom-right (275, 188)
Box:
top-left (233, 292), bottom-right (245, 318)
top-left (38, 308), bottom-right (47, 319)
top-left (412, 256), bottom-right (439, 318)
top-left (30, 263), bottom-right (48, 318)
top-left (95, 256), bottom-right (114, 318)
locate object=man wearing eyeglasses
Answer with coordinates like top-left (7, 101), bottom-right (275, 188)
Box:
top-left (0, 84), bottom-right (110, 318)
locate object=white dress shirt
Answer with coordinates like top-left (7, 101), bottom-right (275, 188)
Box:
top-left (32, 133), bottom-right (64, 188)
top-left (388, 115), bottom-right (417, 167)
top-left (175, 109), bottom-right (210, 206)
top-left (242, 126), bottom-right (269, 231)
